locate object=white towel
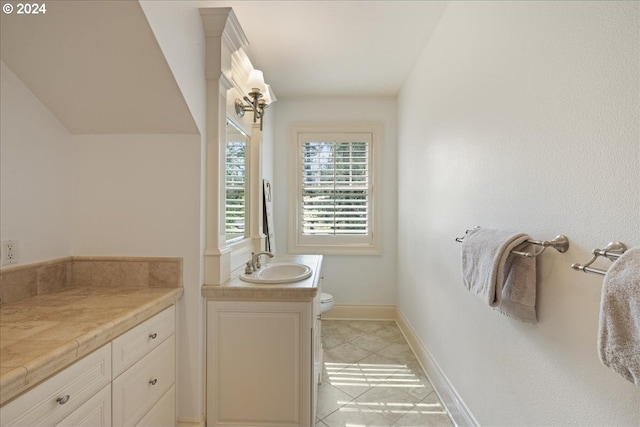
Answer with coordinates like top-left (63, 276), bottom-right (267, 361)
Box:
top-left (461, 228), bottom-right (538, 323)
top-left (598, 247), bottom-right (640, 385)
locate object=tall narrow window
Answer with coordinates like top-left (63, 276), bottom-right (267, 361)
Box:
top-left (289, 123), bottom-right (381, 254)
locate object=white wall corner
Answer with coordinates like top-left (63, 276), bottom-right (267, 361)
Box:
top-left (396, 310), bottom-right (478, 427)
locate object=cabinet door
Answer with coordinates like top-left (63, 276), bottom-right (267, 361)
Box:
top-left (207, 301), bottom-right (312, 427)
top-left (112, 335), bottom-right (175, 427)
top-left (55, 385), bottom-right (111, 427)
top-left (136, 385), bottom-right (175, 427)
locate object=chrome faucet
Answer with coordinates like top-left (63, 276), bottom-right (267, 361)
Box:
top-left (251, 251), bottom-right (273, 271)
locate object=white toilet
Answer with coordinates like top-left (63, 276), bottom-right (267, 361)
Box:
top-left (320, 293), bottom-right (334, 314)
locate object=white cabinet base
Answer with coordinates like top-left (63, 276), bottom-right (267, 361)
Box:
top-left (207, 301), bottom-right (312, 427)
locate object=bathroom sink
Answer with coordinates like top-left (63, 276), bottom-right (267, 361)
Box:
top-left (240, 262), bottom-right (312, 284)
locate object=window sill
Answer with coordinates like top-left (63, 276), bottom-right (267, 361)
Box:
top-left (288, 243), bottom-right (381, 256)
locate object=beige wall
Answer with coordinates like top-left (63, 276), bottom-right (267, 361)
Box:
top-left (0, 62), bottom-right (73, 264)
top-left (397, 1), bottom-right (639, 425)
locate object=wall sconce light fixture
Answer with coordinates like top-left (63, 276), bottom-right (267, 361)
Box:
top-left (235, 70), bottom-right (275, 131)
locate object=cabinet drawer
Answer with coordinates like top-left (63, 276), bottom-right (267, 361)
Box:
top-left (136, 385), bottom-right (175, 427)
top-left (112, 305), bottom-right (175, 377)
top-left (55, 384), bottom-right (111, 427)
top-left (112, 335), bottom-right (175, 427)
top-left (0, 344), bottom-right (111, 427)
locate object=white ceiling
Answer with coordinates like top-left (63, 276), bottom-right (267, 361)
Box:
top-left (0, 1), bottom-right (448, 134)
top-left (205, 1), bottom-right (449, 98)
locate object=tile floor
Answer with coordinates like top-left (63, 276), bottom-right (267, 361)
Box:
top-left (317, 320), bottom-right (454, 427)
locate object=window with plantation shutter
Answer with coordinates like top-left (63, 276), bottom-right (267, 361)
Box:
top-left (301, 139), bottom-right (369, 235)
top-left (225, 138), bottom-right (247, 243)
top-left (289, 123), bottom-right (382, 255)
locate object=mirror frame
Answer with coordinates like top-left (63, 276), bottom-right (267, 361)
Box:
top-left (223, 101), bottom-right (265, 273)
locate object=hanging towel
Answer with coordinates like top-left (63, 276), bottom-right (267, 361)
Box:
top-left (598, 247), bottom-right (640, 386)
top-left (461, 228), bottom-right (538, 324)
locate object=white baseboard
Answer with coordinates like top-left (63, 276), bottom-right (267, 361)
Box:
top-left (177, 417), bottom-right (205, 427)
top-left (396, 310), bottom-right (478, 427)
top-left (321, 304), bottom-right (397, 320)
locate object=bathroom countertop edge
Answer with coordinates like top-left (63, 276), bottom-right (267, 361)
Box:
top-left (0, 286), bottom-right (183, 406)
top-left (201, 254), bottom-right (322, 300)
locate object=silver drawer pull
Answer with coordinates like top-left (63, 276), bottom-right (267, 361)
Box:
top-left (149, 333), bottom-right (158, 339)
top-left (57, 395), bottom-right (70, 405)
top-left (149, 378), bottom-right (158, 386)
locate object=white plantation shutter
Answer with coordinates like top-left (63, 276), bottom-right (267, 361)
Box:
top-left (300, 139), bottom-right (369, 235)
top-left (290, 127), bottom-right (380, 254)
top-left (225, 140), bottom-right (246, 241)
top-left (289, 123), bottom-right (381, 255)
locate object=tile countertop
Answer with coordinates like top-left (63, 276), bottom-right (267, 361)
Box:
top-left (201, 254), bottom-right (323, 300)
top-left (0, 286), bottom-right (183, 406)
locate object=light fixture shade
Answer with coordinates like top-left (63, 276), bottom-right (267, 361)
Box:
top-left (247, 69), bottom-right (266, 94)
top-left (262, 84), bottom-right (273, 104)
top-left (267, 85), bottom-right (277, 104)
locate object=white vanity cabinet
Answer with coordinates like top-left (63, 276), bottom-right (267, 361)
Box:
top-left (1, 305), bottom-right (177, 427)
top-left (112, 305), bottom-right (177, 427)
top-left (207, 298), bottom-right (320, 427)
top-left (0, 344), bottom-right (112, 427)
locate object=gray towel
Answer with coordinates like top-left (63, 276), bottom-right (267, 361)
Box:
top-left (598, 247), bottom-right (640, 386)
top-left (462, 228), bottom-right (537, 323)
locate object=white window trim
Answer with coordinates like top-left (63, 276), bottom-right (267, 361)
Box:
top-left (288, 122), bottom-right (382, 255)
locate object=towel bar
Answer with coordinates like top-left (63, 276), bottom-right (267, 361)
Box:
top-left (455, 227), bottom-right (570, 258)
top-left (571, 242), bottom-right (627, 276)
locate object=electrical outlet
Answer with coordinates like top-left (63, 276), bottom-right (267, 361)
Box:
top-left (2, 240), bottom-right (18, 265)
